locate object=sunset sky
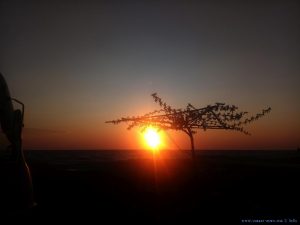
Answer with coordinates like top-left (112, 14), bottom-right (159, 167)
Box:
top-left (1, 0), bottom-right (299, 150)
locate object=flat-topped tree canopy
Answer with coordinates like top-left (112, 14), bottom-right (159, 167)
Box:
top-left (106, 93), bottom-right (271, 159)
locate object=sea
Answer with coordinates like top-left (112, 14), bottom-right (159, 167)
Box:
top-left (22, 149), bottom-right (300, 168)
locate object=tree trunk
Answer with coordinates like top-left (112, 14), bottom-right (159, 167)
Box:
top-left (187, 129), bottom-right (196, 160)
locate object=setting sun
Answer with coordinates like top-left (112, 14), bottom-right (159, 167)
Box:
top-left (144, 127), bottom-right (160, 150)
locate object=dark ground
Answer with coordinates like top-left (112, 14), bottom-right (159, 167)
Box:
top-left (2, 151), bottom-right (300, 224)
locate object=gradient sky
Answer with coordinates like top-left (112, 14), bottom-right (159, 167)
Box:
top-left (1, 0), bottom-right (299, 150)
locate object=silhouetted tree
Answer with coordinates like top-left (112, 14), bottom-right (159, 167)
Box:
top-left (106, 93), bottom-right (271, 159)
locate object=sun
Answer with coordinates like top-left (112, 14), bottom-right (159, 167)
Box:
top-left (144, 127), bottom-right (160, 150)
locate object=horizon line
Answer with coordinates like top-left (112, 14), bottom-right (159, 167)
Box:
top-left (23, 148), bottom-right (299, 151)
